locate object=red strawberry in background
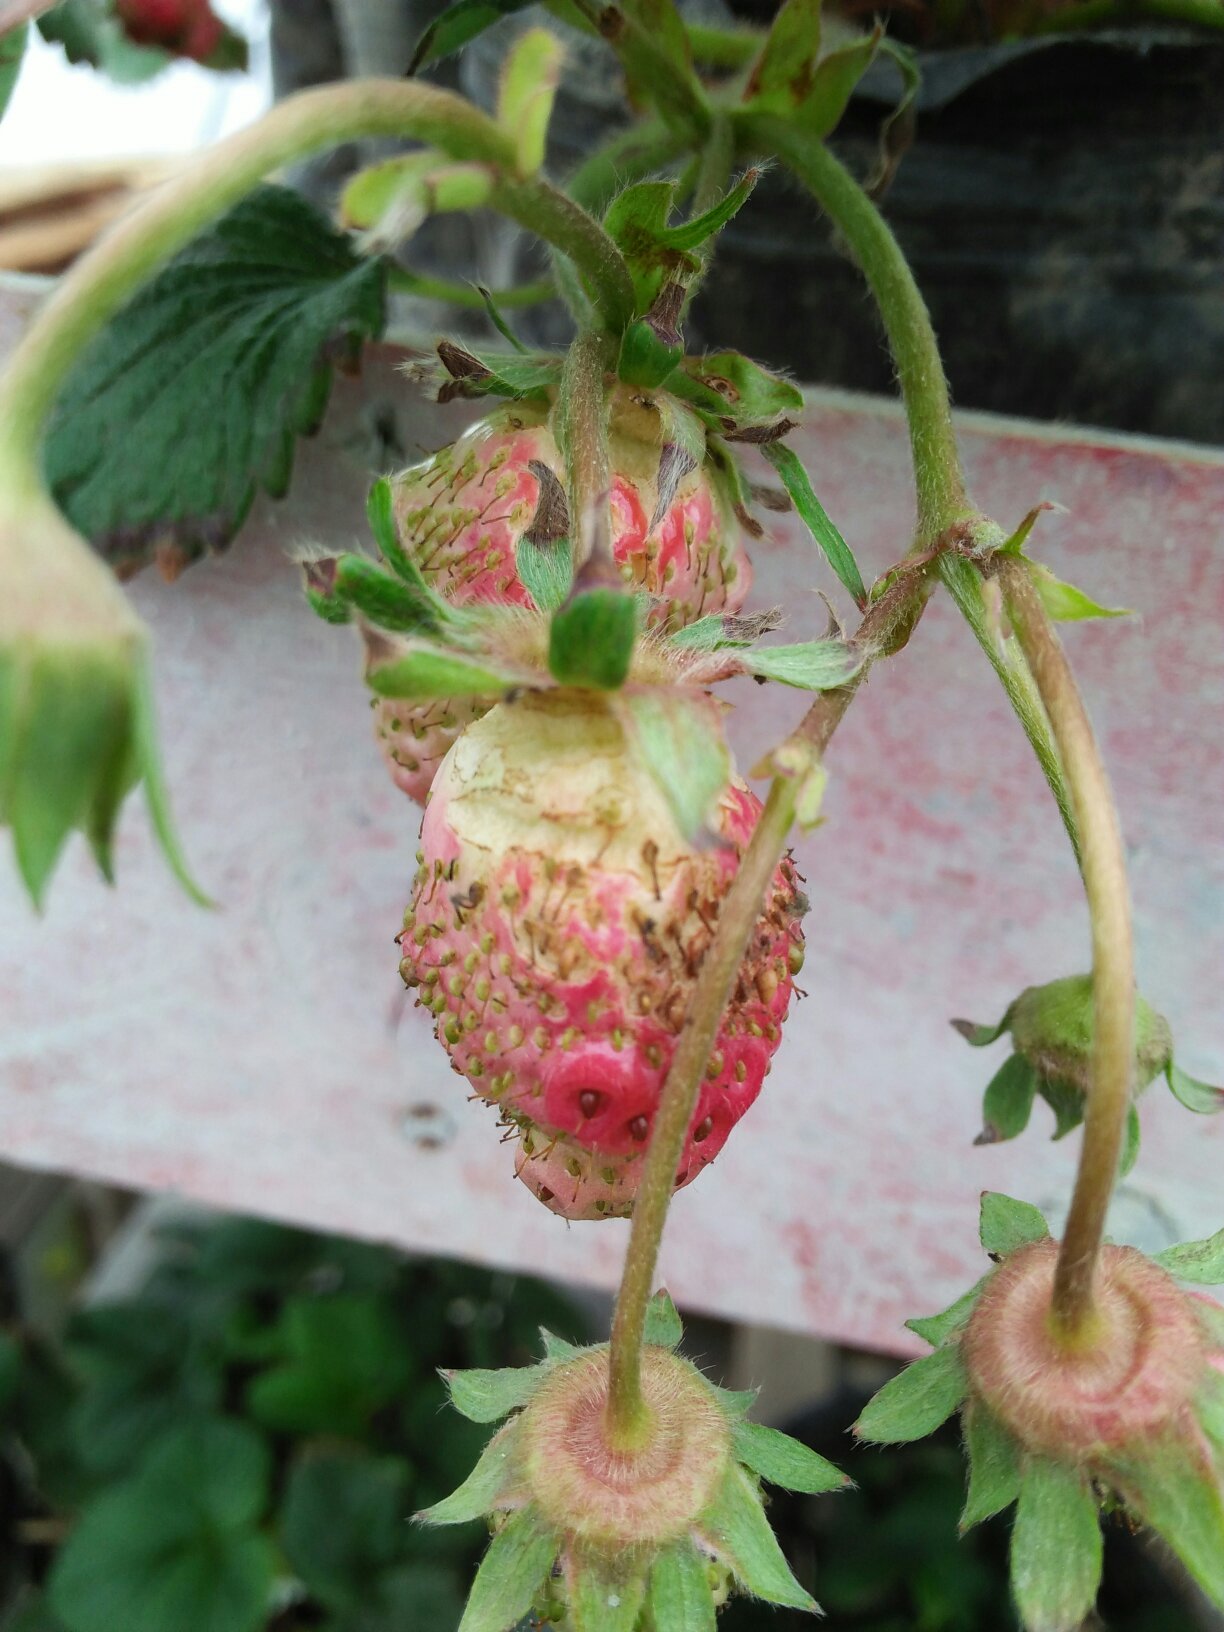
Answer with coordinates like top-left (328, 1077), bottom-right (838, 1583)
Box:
top-left (114, 0), bottom-right (234, 64)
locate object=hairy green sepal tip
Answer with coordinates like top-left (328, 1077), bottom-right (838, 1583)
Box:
top-left (0, 494), bottom-right (204, 907)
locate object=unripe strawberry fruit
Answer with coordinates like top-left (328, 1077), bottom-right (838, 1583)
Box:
top-left (374, 389), bottom-right (752, 804)
top-left (399, 690), bottom-right (803, 1218)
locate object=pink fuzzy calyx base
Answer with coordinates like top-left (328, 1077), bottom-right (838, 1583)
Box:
top-left (399, 692), bottom-right (803, 1218)
top-left (520, 1348), bottom-right (731, 1547)
top-left (962, 1238), bottom-right (1208, 1461)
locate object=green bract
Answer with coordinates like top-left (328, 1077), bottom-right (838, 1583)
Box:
top-left (420, 1292), bottom-right (847, 1630)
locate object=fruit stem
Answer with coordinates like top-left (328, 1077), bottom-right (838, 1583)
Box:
top-left (741, 114), bottom-right (969, 547)
top-left (996, 556), bottom-right (1134, 1344)
top-left (605, 772), bottom-right (800, 1448)
top-left (0, 79), bottom-right (634, 483)
top-left (385, 268), bottom-right (556, 309)
top-left (604, 565), bottom-right (935, 1449)
top-left (558, 330), bottom-right (615, 576)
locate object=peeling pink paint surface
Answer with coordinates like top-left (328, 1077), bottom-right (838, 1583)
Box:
top-left (1, 312), bottom-right (1221, 1356)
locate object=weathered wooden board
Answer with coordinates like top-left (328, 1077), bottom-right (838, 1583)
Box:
top-left (2, 283), bottom-right (1221, 1355)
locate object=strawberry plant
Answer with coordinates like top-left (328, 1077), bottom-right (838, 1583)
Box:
top-left (0, 3), bottom-right (1221, 1629)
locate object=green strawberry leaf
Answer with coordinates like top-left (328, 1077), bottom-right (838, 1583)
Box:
top-left (951, 1011), bottom-right (1012, 1047)
top-left (549, 587), bottom-right (638, 689)
top-left (44, 186), bottom-right (386, 578)
top-left (442, 1361), bottom-right (551, 1423)
top-left (329, 1564), bottom-right (465, 1632)
top-left (643, 1289), bottom-right (684, 1349)
top-left (853, 1345), bottom-right (968, 1445)
top-left (961, 1403), bottom-right (1021, 1530)
top-left (762, 442), bottom-right (866, 606)
top-left (1166, 1060), bottom-right (1224, 1114)
top-left (48, 1419), bottom-right (275, 1632)
top-left (649, 1542), bottom-right (717, 1631)
top-left (281, 1450), bottom-right (413, 1609)
top-left (408, 0), bottom-right (537, 72)
top-left (617, 688), bottom-right (731, 842)
top-left (245, 1295), bottom-right (413, 1438)
top-left (698, 1463), bottom-right (816, 1611)
top-left (905, 1277), bottom-right (988, 1349)
top-left (417, 1421), bottom-right (522, 1526)
top-left (1031, 563), bottom-right (1131, 623)
top-left (1153, 1225), bottom-right (1224, 1284)
top-left (458, 1506), bottom-right (558, 1632)
top-left (731, 1419), bottom-right (848, 1494)
top-left (979, 1192), bottom-right (1049, 1257)
top-left (1010, 1459), bottom-right (1102, 1632)
top-left (740, 638), bottom-right (864, 691)
top-left (978, 1054), bottom-right (1039, 1144)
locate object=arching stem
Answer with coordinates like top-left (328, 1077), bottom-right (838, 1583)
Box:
top-left (995, 557), bottom-right (1134, 1343)
top-left (0, 79), bottom-right (634, 489)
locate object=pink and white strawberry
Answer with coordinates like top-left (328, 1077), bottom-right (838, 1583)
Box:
top-left (373, 387), bottom-right (753, 804)
top-left (398, 689), bottom-right (803, 1218)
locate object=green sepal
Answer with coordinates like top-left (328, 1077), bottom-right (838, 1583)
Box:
top-left (1167, 1060), bottom-right (1224, 1114)
top-left (603, 181), bottom-right (689, 313)
top-left (731, 1419), bottom-right (848, 1494)
top-left (978, 1053), bottom-right (1038, 1144)
top-left (440, 1362), bottom-right (552, 1424)
top-left (332, 555), bottom-right (444, 635)
top-left (673, 353), bottom-right (804, 435)
top-left (697, 1464), bottom-right (817, 1611)
top-left (1038, 1075), bottom-right (1085, 1140)
top-left (548, 587), bottom-right (637, 689)
top-left (743, 0), bottom-right (820, 107)
top-left (477, 285), bottom-right (528, 353)
top-left (416, 1420), bottom-right (523, 1525)
top-left (567, 1547), bottom-right (648, 1632)
top-left (792, 31), bottom-right (880, 138)
top-left (712, 1384), bottom-right (759, 1418)
top-left (649, 1542), bottom-right (717, 1631)
top-left (1115, 1443), bottom-right (1224, 1610)
top-left (980, 1191), bottom-right (1049, 1257)
top-left (960, 1402), bottom-right (1021, 1530)
top-left (1153, 1225), bottom-right (1224, 1284)
top-left (618, 320), bottom-right (685, 389)
top-left (655, 168), bottom-right (759, 252)
top-left (366, 478), bottom-right (447, 605)
top-left (1010, 1459), bottom-right (1102, 1632)
top-left (457, 1505), bottom-right (558, 1632)
top-left (516, 536), bottom-right (572, 612)
top-left (617, 688), bottom-right (730, 842)
top-left (853, 1344), bottom-right (968, 1445)
top-left (539, 1328), bottom-right (583, 1362)
top-left (1195, 1298), bottom-right (1224, 1351)
top-left (951, 1011), bottom-right (1011, 1047)
top-left (1199, 1369), bottom-right (1224, 1458)
top-left (762, 442), bottom-right (866, 606)
top-left (905, 1276), bottom-right (988, 1349)
top-left (497, 28), bottom-right (563, 177)
top-left (434, 340), bottom-right (565, 403)
top-left (305, 587), bottom-right (351, 625)
top-left (408, 0), bottom-right (537, 72)
top-left (643, 1289), bottom-right (683, 1349)
top-left (365, 644), bottom-right (525, 702)
top-left (740, 638), bottom-right (863, 691)
top-left (1031, 562), bottom-right (1131, 623)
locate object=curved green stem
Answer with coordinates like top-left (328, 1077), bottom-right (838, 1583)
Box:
top-left (741, 113), bottom-right (969, 546)
top-left (603, 566), bottom-right (936, 1449)
top-left (0, 79), bottom-right (633, 485)
top-left (1030, 0), bottom-right (1224, 30)
top-left (567, 118), bottom-right (689, 213)
top-left (386, 268), bottom-right (556, 308)
top-left (997, 557), bottom-right (1134, 1345)
top-left (605, 774), bottom-right (799, 1447)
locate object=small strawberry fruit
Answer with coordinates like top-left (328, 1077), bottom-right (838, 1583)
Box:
top-left (371, 385), bottom-right (753, 804)
top-left (857, 1194), bottom-right (1224, 1632)
top-left (399, 689), bottom-right (804, 1218)
top-left (420, 1292), bottom-right (846, 1628)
